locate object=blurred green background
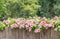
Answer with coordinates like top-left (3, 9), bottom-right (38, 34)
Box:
top-left (0, 0), bottom-right (60, 20)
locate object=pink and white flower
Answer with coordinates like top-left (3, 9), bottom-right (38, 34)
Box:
top-left (4, 20), bottom-right (10, 24)
top-left (19, 24), bottom-right (25, 29)
top-left (41, 21), bottom-right (47, 25)
top-left (11, 23), bottom-right (18, 29)
top-left (34, 28), bottom-right (41, 33)
top-left (26, 27), bottom-right (31, 32)
top-left (48, 24), bottom-right (54, 27)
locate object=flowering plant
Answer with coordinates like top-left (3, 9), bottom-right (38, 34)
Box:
top-left (53, 16), bottom-right (60, 31)
top-left (2, 17), bottom-right (54, 33)
top-left (0, 16), bottom-right (60, 33)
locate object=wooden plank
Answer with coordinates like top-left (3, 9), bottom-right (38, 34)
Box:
top-left (58, 31), bottom-right (60, 39)
top-left (51, 28), bottom-right (59, 39)
top-left (40, 31), bottom-right (47, 39)
top-left (40, 32), bottom-right (44, 39)
top-left (5, 28), bottom-right (14, 39)
top-left (6, 28), bottom-right (16, 39)
top-left (23, 31), bottom-right (31, 39)
top-left (15, 29), bottom-right (19, 39)
top-left (2, 30), bottom-right (6, 39)
top-left (11, 29), bottom-right (18, 39)
top-left (0, 28), bottom-right (59, 39)
top-left (18, 29), bottom-right (23, 39)
top-left (51, 28), bottom-right (54, 39)
top-left (32, 33), bottom-right (40, 39)
top-left (54, 31), bottom-right (59, 39)
top-left (0, 31), bottom-right (4, 39)
top-left (40, 29), bottom-right (51, 39)
top-left (44, 29), bottom-right (51, 39)
top-left (23, 31), bottom-right (40, 39)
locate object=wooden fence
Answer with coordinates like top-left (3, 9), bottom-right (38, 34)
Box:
top-left (0, 28), bottom-right (59, 39)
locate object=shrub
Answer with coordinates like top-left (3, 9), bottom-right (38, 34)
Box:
top-left (0, 0), bottom-right (41, 20)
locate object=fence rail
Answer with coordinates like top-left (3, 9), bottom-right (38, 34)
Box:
top-left (0, 28), bottom-right (59, 39)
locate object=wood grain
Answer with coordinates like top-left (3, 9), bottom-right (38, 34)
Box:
top-left (0, 28), bottom-right (59, 39)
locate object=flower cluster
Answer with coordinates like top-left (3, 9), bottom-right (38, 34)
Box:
top-left (2, 17), bottom-right (54, 33)
top-left (1, 16), bottom-right (60, 33)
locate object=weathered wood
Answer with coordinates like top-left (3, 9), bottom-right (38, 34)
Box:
top-left (18, 29), bottom-right (23, 39)
top-left (23, 31), bottom-right (31, 39)
top-left (2, 30), bottom-right (6, 39)
top-left (0, 31), bottom-right (4, 39)
top-left (0, 28), bottom-right (59, 39)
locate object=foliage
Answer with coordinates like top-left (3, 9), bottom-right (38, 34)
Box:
top-left (37, 0), bottom-right (60, 18)
top-left (0, 0), bottom-right (41, 20)
top-left (0, 22), bottom-right (6, 30)
top-left (54, 0), bottom-right (60, 16)
top-left (0, 0), bottom-right (7, 20)
top-left (0, 0), bottom-right (60, 20)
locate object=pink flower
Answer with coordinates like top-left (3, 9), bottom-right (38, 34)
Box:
top-left (34, 29), bottom-right (41, 33)
top-left (29, 23), bottom-right (35, 27)
top-left (25, 25), bottom-right (29, 27)
top-left (19, 24), bottom-right (25, 29)
top-left (26, 27), bottom-right (31, 32)
top-left (40, 21), bottom-right (48, 27)
top-left (34, 19), bottom-right (39, 24)
top-left (11, 24), bottom-right (18, 29)
top-left (18, 21), bottom-right (23, 24)
top-left (25, 21), bottom-right (31, 26)
top-left (48, 24), bottom-right (54, 28)
top-left (40, 21), bottom-right (51, 29)
top-left (25, 21), bottom-right (35, 27)
top-left (4, 20), bottom-right (10, 24)
top-left (14, 18), bottom-right (20, 23)
top-left (19, 21), bottom-right (25, 29)
top-left (41, 21), bottom-right (47, 25)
